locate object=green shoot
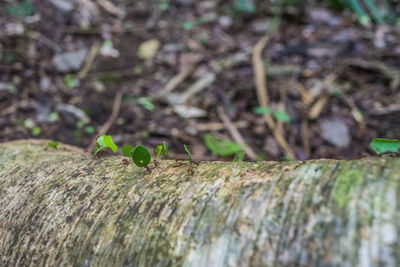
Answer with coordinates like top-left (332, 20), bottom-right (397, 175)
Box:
top-left (94, 135), bottom-right (118, 155)
top-left (137, 97), bottom-right (155, 111)
top-left (123, 145), bottom-right (134, 157)
top-left (347, 0), bottom-right (371, 25)
top-left (155, 145), bottom-right (163, 160)
top-left (253, 106), bottom-right (273, 114)
top-left (31, 127), bottom-right (41, 136)
top-left (182, 21), bottom-right (195, 30)
top-left (253, 106), bottom-right (291, 123)
top-left (48, 141), bottom-right (59, 149)
top-left (154, 141), bottom-right (169, 160)
top-left (161, 141), bottom-right (169, 156)
top-left (6, 1), bottom-right (34, 17)
top-left (204, 134), bottom-right (241, 156)
top-left (183, 144), bottom-right (192, 164)
top-left (235, 0), bottom-right (255, 13)
top-left (371, 138), bottom-right (400, 155)
top-left (273, 111), bottom-right (291, 123)
top-left (132, 145), bottom-right (151, 167)
top-left (233, 151), bottom-right (245, 162)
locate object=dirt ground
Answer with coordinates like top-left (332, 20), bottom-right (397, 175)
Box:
top-left (1, 0), bottom-right (399, 161)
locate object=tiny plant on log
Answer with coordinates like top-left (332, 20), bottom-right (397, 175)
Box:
top-left (183, 144), bottom-right (192, 164)
top-left (233, 150), bottom-right (245, 162)
top-left (155, 141), bottom-right (169, 160)
top-left (94, 135), bottom-right (118, 155)
top-left (131, 145), bottom-right (152, 172)
top-left (48, 141), bottom-right (59, 149)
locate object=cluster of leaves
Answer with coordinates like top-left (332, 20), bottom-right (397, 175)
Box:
top-left (92, 136), bottom-right (197, 170)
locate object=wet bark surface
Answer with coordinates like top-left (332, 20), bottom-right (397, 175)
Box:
top-left (1, 140), bottom-right (399, 266)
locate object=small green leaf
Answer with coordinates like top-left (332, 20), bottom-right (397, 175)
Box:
top-left (48, 141), bottom-right (59, 149)
top-left (371, 138), bottom-right (400, 155)
top-left (183, 144), bottom-right (192, 163)
top-left (155, 145), bottom-right (163, 160)
top-left (204, 134), bottom-right (241, 156)
top-left (85, 125), bottom-right (95, 135)
top-left (137, 97), bottom-right (155, 111)
top-left (134, 65), bottom-right (143, 74)
top-left (95, 135), bottom-right (118, 155)
top-left (161, 141), bottom-right (169, 156)
top-left (76, 120), bottom-right (85, 129)
top-left (132, 145), bottom-right (151, 167)
top-left (31, 127), bottom-right (41, 136)
top-left (273, 111), bottom-right (291, 123)
top-left (182, 21), bottom-right (194, 30)
top-left (49, 112), bottom-right (59, 122)
top-left (283, 155), bottom-right (292, 162)
top-left (253, 106), bottom-right (273, 115)
top-left (235, 0), bottom-right (255, 13)
top-left (233, 150), bottom-right (245, 162)
top-left (123, 145), bottom-right (134, 157)
top-left (159, 1), bottom-right (169, 10)
top-left (154, 141), bottom-right (169, 159)
top-left (6, 1), bottom-right (34, 17)
top-left (64, 74), bottom-right (79, 88)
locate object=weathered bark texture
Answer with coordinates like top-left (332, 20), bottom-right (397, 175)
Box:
top-left (1, 140), bottom-right (400, 266)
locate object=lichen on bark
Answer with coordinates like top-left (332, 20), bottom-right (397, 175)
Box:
top-left (0, 140), bottom-right (399, 266)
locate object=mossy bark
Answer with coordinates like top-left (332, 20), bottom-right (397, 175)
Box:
top-left (1, 140), bottom-right (399, 266)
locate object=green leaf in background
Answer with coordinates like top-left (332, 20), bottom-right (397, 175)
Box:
top-left (182, 21), bottom-right (194, 30)
top-left (6, 1), bottom-right (34, 17)
top-left (183, 144), bottom-right (192, 163)
top-left (252, 106), bottom-right (273, 115)
top-left (204, 134), bottom-right (242, 156)
top-left (123, 145), bottom-right (134, 157)
top-left (64, 74), bottom-right (79, 88)
top-left (371, 138), bottom-right (400, 155)
top-left (85, 125), bottom-right (95, 135)
top-left (132, 145), bottom-right (151, 167)
top-left (95, 135), bottom-right (118, 155)
top-left (159, 1), bottom-right (169, 10)
top-left (235, 0), bottom-right (255, 13)
top-left (48, 141), bottom-right (59, 149)
top-left (273, 111), bottom-right (291, 123)
top-left (233, 150), bottom-right (245, 162)
top-left (137, 97), bottom-right (155, 111)
top-left (31, 127), bottom-right (41, 136)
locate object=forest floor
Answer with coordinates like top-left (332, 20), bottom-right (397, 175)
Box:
top-left (1, 0), bottom-right (399, 161)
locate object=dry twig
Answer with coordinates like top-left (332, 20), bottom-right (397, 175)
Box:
top-left (309, 94), bottom-right (329, 119)
top-left (78, 43), bottom-right (100, 79)
top-left (252, 35), bottom-right (296, 159)
top-left (156, 64), bottom-right (197, 99)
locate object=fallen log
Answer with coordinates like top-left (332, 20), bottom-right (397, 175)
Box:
top-left (0, 140), bottom-right (399, 266)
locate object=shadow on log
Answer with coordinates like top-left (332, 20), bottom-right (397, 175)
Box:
top-left (1, 140), bottom-right (399, 266)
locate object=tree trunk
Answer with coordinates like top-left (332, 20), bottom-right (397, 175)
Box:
top-left (1, 140), bottom-right (399, 266)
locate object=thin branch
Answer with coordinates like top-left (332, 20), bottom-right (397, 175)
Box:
top-left (252, 34), bottom-right (297, 160)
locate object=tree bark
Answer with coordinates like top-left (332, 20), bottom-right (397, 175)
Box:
top-left (1, 140), bottom-right (399, 266)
